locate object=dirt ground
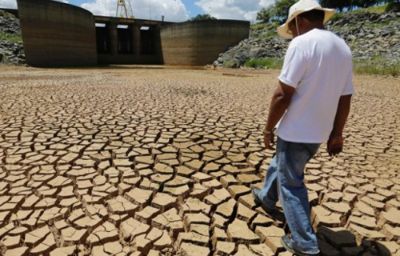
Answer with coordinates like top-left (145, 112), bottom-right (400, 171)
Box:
top-left (0, 66), bottom-right (399, 256)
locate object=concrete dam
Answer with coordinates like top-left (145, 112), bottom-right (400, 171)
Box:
top-left (16, 0), bottom-right (250, 67)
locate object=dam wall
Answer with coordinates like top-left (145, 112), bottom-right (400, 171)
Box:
top-left (17, 0), bottom-right (97, 67)
top-left (16, 0), bottom-right (250, 67)
top-left (160, 20), bottom-right (250, 66)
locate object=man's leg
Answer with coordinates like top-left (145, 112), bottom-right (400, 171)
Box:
top-left (277, 138), bottom-right (320, 254)
top-left (256, 156), bottom-right (279, 209)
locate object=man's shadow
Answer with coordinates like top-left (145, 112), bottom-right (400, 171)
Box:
top-left (316, 226), bottom-right (391, 256)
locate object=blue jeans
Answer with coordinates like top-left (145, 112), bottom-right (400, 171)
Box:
top-left (257, 137), bottom-right (320, 254)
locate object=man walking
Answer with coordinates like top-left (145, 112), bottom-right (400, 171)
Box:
top-left (252, 0), bottom-right (354, 255)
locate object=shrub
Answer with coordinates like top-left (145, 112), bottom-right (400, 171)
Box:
top-left (0, 32), bottom-right (22, 44)
top-left (244, 58), bottom-right (283, 69)
top-left (354, 57), bottom-right (400, 77)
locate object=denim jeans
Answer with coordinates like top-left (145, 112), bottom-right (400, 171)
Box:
top-left (256, 137), bottom-right (321, 254)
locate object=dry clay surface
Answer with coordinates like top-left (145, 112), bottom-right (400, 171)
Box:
top-left (0, 66), bottom-right (399, 256)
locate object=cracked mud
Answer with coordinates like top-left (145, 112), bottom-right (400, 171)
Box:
top-left (0, 66), bottom-right (399, 256)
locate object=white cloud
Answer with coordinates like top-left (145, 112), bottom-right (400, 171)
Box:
top-left (0, 0), bottom-right (17, 8)
top-left (1, 0), bottom-right (272, 22)
top-left (81, 0), bottom-right (189, 22)
top-left (0, 0), bottom-right (68, 9)
top-left (195, 0), bottom-right (275, 22)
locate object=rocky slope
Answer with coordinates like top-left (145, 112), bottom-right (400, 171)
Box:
top-left (0, 10), bottom-right (25, 65)
top-left (215, 11), bottom-right (400, 68)
top-left (0, 9), bottom-right (399, 68)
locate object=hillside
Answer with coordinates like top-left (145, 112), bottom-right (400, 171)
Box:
top-left (0, 8), bottom-right (399, 73)
top-left (0, 10), bottom-right (24, 65)
top-left (215, 9), bottom-right (400, 75)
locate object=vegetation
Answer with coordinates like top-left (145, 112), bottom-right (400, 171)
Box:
top-left (354, 57), bottom-right (400, 76)
top-left (251, 22), bottom-right (280, 39)
top-left (244, 57), bottom-right (399, 77)
top-left (319, 0), bottom-right (399, 11)
top-left (223, 60), bottom-right (239, 68)
top-left (0, 32), bottom-right (22, 44)
top-left (244, 58), bottom-right (283, 69)
top-left (256, 0), bottom-right (399, 23)
top-left (247, 1), bottom-right (400, 77)
top-left (189, 14), bottom-right (216, 21)
top-left (363, 4), bottom-right (388, 12)
top-left (257, 0), bottom-right (297, 23)
top-left (386, 0), bottom-right (400, 11)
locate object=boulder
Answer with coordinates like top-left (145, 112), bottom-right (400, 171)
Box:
top-left (215, 10), bottom-right (400, 69)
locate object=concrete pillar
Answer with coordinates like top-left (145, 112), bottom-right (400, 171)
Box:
top-left (109, 22), bottom-right (118, 55)
top-left (132, 25), bottom-right (141, 56)
top-left (154, 25), bottom-right (161, 55)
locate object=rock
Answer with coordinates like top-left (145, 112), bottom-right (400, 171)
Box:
top-left (340, 246), bottom-right (364, 256)
top-left (378, 208), bottom-right (400, 226)
top-left (179, 242), bottom-right (210, 256)
top-left (255, 225), bottom-right (285, 253)
top-left (214, 10), bottom-right (400, 69)
top-left (319, 239), bottom-right (341, 256)
top-left (4, 247), bottom-right (29, 256)
top-left (227, 219), bottom-right (259, 243)
top-left (215, 241), bottom-right (236, 255)
top-left (317, 226), bottom-right (357, 248)
top-left (0, 11), bottom-right (24, 65)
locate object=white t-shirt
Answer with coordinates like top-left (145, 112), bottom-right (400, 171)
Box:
top-left (277, 28), bottom-right (354, 143)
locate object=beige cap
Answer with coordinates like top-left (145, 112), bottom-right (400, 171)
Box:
top-left (277, 0), bottom-right (335, 39)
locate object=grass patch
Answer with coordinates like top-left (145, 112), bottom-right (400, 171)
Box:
top-left (243, 57), bottom-right (399, 77)
top-left (250, 22), bottom-right (280, 40)
top-left (223, 59), bottom-right (239, 68)
top-left (365, 4), bottom-right (388, 14)
top-left (251, 23), bottom-right (268, 31)
top-left (0, 32), bottom-right (22, 44)
top-left (330, 12), bottom-right (345, 23)
top-left (354, 59), bottom-right (400, 77)
top-left (244, 58), bottom-right (283, 69)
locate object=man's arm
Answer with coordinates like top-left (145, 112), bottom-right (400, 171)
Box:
top-left (264, 81), bottom-right (295, 149)
top-left (328, 95), bottom-right (352, 156)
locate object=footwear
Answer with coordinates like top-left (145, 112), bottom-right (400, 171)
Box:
top-left (281, 235), bottom-right (320, 256)
top-left (251, 188), bottom-right (281, 216)
top-left (252, 188), bottom-right (274, 212)
top-left (252, 188), bottom-right (263, 205)
top-left (252, 188), bottom-right (277, 214)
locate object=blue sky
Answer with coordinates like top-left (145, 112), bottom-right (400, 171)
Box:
top-left (181, 0), bottom-right (203, 17)
top-left (0, 0), bottom-right (275, 21)
top-left (70, 0), bottom-right (203, 18)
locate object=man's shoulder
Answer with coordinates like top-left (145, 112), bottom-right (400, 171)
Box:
top-left (293, 29), bottom-right (350, 49)
top-left (295, 29), bottom-right (338, 40)
top-left (289, 29), bottom-right (321, 46)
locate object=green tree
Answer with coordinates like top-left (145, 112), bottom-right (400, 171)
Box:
top-left (352, 0), bottom-right (380, 8)
top-left (256, 0), bottom-right (297, 23)
top-left (320, 0), bottom-right (352, 11)
top-left (256, 6), bottom-right (274, 22)
top-left (189, 14), bottom-right (217, 21)
top-left (386, 0), bottom-right (400, 11)
top-left (274, 0), bottom-right (298, 21)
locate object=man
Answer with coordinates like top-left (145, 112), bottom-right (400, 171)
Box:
top-left (252, 0), bottom-right (354, 255)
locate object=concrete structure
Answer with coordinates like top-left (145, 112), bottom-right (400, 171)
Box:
top-left (94, 16), bottom-right (167, 65)
top-left (161, 20), bottom-right (250, 66)
top-left (16, 0), bottom-right (250, 67)
top-left (17, 0), bottom-right (97, 67)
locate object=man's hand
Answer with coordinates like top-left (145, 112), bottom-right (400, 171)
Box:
top-left (328, 95), bottom-right (351, 157)
top-left (263, 82), bottom-right (294, 151)
top-left (327, 135), bottom-right (344, 156)
top-left (264, 130), bottom-right (275, 150)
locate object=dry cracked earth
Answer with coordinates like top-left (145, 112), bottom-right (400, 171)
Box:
top-left (0, 66), bottom-right (399, 256)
